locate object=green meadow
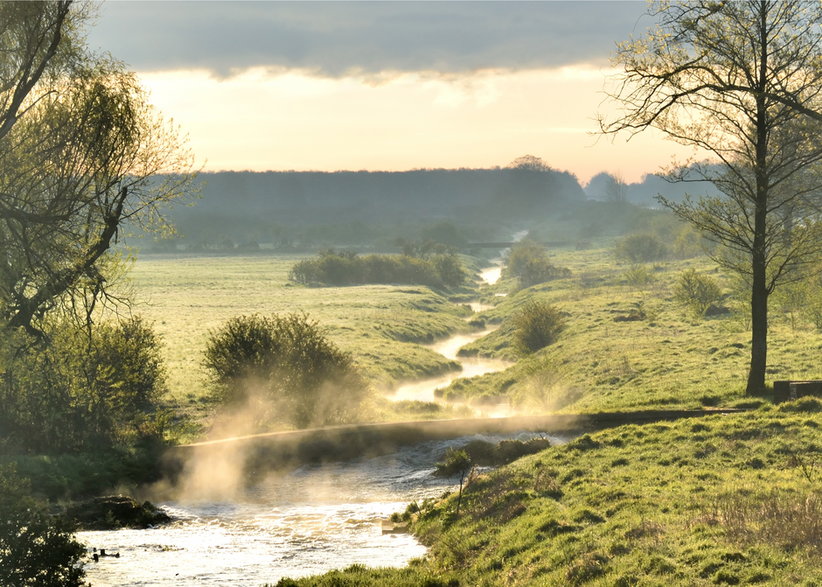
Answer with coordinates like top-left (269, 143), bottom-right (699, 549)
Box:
top-left (127, 248), bottom-right (821, 430)
top-left (444, 248), bottom-right (821, 412)
top-left (125, 247), bottom-right (820, 586)
top-left (124, 253), bottom-right (476, 434)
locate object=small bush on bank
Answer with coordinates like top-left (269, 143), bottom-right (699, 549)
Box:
top-left (513, 300), bottom-right (566, 355)
top-left (289, 250), bottom-right (466, 289)
top-left (203, 313), bottom-right (367, 428)
top-left (674, 268), bottom-right (723, 317)
top-left (615, 234), bottom-right (668, 263)
top-left (505, 241), bottom-right (571, 289)
top-left (624, 265), bottom-right (656, 289)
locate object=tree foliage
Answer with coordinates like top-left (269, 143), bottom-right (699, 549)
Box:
top-left (614, 234), bottom-right (669, 263)
top-left (0, 466), bottom-right (85, 586)
top-left (289, 250), bottom-right (466, 289)
top-left (0, 3), bottom-right (194, 335)
top-left (505, 241), bottom-right (571, 289)
top-left (0, 317), bottom-right (168, 454)
top-left (602, 0), bottom-right (822, 393)
top-left (204, 313), bottom-right (367, 428)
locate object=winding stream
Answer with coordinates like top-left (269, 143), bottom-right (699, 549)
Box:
top-left (78, 262), bottom-right (525, 586)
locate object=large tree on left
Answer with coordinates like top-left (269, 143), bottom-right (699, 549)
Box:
top-left (0, 1), bottom-right (192, 334)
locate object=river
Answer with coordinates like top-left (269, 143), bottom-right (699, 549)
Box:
top-left (78, 429), bottom-right (564, 586)
top-left (78, 261), bottom-right (532, 585)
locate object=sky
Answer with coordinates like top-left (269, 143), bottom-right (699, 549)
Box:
top-left (86, 1), bottom-right (696, 184)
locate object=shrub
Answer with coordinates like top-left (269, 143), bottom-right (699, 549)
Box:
top-left (674, 269), bottom-right (723, 317)
top-left (624, 265), bottom-right (656, 289)
top-left (435, 448), bottom-right (474, 515)
top-left (289, 251), bottom-right (466, 289)
top-left (615, 234), bottom-right (668, 263)
top-left (0, 317), bottom-right (167, 454)
top-left (0, 466), bottom-right (85, 586)
top-left (505, 241), bottom-right (571, 288)
top-left (513, 300), bottom-right (566, 355)
top-left (776, 267), bottom-right (822, 329)
top-left (67, 317), bottom-right (168, 447)
top-left (203, 313), bottom-right (366, 428)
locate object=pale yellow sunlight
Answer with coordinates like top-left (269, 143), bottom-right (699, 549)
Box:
top-left (140, 66), bottom-right (693, 184)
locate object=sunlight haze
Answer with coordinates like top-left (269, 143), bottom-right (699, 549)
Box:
top-left (88, 0), bottom-right (693, 184)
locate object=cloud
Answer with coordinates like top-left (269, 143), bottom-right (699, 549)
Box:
top-left (87, 1), bottom-right (649, 77)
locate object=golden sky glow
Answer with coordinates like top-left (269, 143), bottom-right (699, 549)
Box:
top-left (140, 65), bottom-right (695, 185)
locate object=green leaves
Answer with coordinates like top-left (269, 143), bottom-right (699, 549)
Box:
top-left (203, 313), bottom-right (366, 428)
top-left (0, 466), bottom-right (85, 587)
top-left (512, 300), bottom-right (566, 356)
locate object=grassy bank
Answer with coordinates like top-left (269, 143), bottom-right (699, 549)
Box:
top-left (123, 248), bottom-right (822, 437)
top-left (444, 248), bottom-right (821, 412)
top-left (275, 400), bottom-right (821, 586)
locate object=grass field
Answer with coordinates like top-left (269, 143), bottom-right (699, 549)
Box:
top-left (122, 248), bottom-right (821, 586)
top-left (122, 247), bottom-right (821, 437)
top-left (443, 248), bottom-right (822, 412)
top-left (123, 253), bottom-right (477, 434)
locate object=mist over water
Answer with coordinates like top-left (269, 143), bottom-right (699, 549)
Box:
top-left (80, 432), bottom-right (564, 586)
top-left (389, 254), bottom-right (516, 410)
top-left (79, 261), bottom-right (524, 585)
top-left (389, 327), bottom-right (511, 406)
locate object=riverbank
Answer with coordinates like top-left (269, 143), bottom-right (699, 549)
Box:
top-left (165, 408), bottom-right (745, 481)
top-left (276, 399), bottom-right (822, 586)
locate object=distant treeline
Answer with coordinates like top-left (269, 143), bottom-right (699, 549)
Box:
top-left (289, 250), bottom-right (466, 289)
top-left (150, 166), bottom-right (584, 249)
top-left (141, 166), bottom-right (720, 252)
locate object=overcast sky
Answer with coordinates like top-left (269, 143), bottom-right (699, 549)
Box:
top-left (86, 1), bottom-right (692, 183)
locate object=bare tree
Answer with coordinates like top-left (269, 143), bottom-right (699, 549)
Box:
top-left (604, 172), bottom-right (628, 203)
top-left (601, 0), bottom-right (822, 394)
top-left (508, 154), bottom-right (554, 172)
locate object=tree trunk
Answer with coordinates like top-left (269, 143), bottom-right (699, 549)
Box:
top-left (747, 250), bottom-right (768, 394)
top-left (746, 0), bottom-right (770, 397)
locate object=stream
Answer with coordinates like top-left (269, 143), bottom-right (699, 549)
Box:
top-left (78, 261), bottom-right (531, 586)
top-left (78, 430), bottom-right (562, 586)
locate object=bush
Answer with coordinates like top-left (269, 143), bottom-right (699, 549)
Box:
top-left (505, 241), bottom-right (571, 288)
top-left (624, 265), bottom-right (656, 289)
top-left (289, 250), bottom-right (466, 289)
top-left (513, 300), bottom-right (566, 355)
top-left (674, 269), bottom-right (723, 317)
top-left (435, 448), bottom-right (474, 515)
top-left (0, 465), bottom-right (85, 586)
top-left (776, 267), bottom-right (822, 329)
top-left (0, 317), bottom-right (167, 454)
top-left (203, 313), bottom-right (367, 428)
top-left (615, 234), bottom-right (668, 263)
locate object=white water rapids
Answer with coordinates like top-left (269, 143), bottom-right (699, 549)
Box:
top-left (78, 261), bottom-right (526, 586)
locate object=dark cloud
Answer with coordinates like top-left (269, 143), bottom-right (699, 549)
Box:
top-left (87, 1), bottom-right (649, 77)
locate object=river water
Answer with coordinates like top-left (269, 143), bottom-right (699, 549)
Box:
top-left (78, 262), bottom-right (526, 585)
top-left (79, 430), bottom-right (562, 586)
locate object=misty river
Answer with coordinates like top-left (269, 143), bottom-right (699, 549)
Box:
top-left (78, 261), bottom-right (538, 586)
